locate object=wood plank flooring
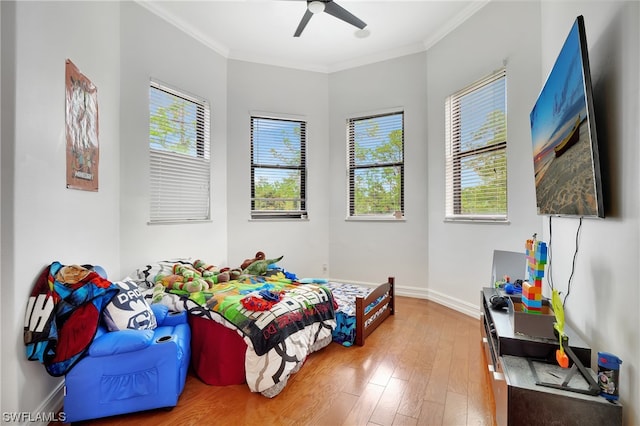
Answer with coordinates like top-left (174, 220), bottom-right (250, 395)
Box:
top-left (56, 296), bottom-right (496, 426)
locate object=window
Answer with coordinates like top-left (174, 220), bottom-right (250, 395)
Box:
top-left (445, 68), bottom-right (507, 221)
top-left (250, 116), bottom-right (306, 219)
top-left (149, 80), bottom-right (210, 223)
top-left (348, 111), bottom-right (404, 217)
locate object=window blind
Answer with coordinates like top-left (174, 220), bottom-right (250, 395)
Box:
top-left (149, 80), bottom-right (211, 222)
top-left (348, 111), bottom-right (404, 217)
top-left (250, 116), bottom-right (306, 219)
top-left (445, 69), bottom-right (507, 221)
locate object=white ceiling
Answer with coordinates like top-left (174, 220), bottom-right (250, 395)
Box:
top-left (137, 0), bottom-right (489, 73)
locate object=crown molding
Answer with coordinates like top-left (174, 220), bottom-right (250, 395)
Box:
top-left (135, 0), bottom-right (230, 58)
top-left (135, 0), bottom-right (490, 74)
top-left (423, 0), bottom-right (491, 50)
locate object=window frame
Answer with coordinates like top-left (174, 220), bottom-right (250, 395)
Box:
top-left (347, 110), bottom-right (405, 220)
top-left (250, 114), bottom-right (307, 220)
top-left (445, 68), bottom-right (507, 222)
top-left (148, 79), bottom-right (211, 224)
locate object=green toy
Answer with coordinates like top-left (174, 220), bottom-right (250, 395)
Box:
top-left (552, 289), bottom-right (569, 368)
top-left (151, 282), bottom-right (165, 304)
top-left (243, 255), bottom-right (283, 276)
top-left (184, 278), bottom-right (208, 293)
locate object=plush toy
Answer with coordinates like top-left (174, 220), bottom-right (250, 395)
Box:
top-left (192, 261), bottom-right (236, 284)
top-left (243, 255), bottom-right (284, 276)
top-left (184, 277), bottom-right (208, 293)
top-left (151, 282), bottom-right (166, 304)
top-left (217, 268), bottom-right (242, 283)
top-left (155, 273), bottom-right (184, 289)
top-left (216, 271), bottom-right (230, 283)
top-left (193, 259), bottom-right (216, 273)
top-left (241, 251), bottom-right (265, 270)
top-left (173, 264), bottom-right (200, 280)
top-left (193, 259), bottom-right (220, 278)
top-left (226, 268), bottom-right (242, 281)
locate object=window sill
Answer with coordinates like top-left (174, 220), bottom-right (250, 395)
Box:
top-left (147, 219), bottom-right (212, 225)
top-left (346, 216), bottom-right (405, 222)
top-left (249, 217), bottom-right (310, 222)
top-left (444, 217), bottom-right (510, 224)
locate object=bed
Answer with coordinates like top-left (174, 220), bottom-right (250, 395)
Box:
top-left (134, 260), bottom-right (394, 396)
top-left (323, 277), bottom-right (395, 346)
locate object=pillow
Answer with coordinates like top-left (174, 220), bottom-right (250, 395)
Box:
top-left (102, 278), bottom-right (157, 331)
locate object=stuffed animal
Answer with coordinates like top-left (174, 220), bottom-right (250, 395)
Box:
top-left (155, 273), bottom-right (184, 289)
top-left (193, 259), bottom-right (218, 278)
top-left (151, 282), bottom-right (166, 304)
top-left (193, 259), bottom-right (215, 273)
top-left (243, 255), bottom-right (284, 276)
top-left (216, 270), bottom-right (230, 283)
top-left (173, 264), bottom-right (200, 280)
top-left (184, 277), bottom-right (208, 293)
top-left (241, 251), bottom-right (266, 270)
top-left (229, 268), bottom-right (243, 280)
top-left (218, 267), bottom-right (242, 281)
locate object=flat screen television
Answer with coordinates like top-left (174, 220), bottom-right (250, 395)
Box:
top-left (529, 15), bottom-right (604, 218)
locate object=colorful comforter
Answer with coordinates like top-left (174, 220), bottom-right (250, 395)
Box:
top-left (136, 260), bottom-right (336, 397)
top-left (185, 277), bottom-right (335, 355)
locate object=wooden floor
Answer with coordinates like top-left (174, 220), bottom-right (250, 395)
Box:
top-left (57, 296), bottom-right (496, 426)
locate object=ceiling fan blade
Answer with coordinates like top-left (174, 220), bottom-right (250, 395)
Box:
top-left (294, 9), bottom-right (314, 37)
top-left (324, 1), bottom-right (366, 30)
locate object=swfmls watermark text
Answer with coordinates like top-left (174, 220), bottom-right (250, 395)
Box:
top-left (2, 411), bottom-right (66, 423)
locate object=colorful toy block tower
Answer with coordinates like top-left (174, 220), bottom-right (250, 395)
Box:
top-left (523, 238), bottom-right (548, 314)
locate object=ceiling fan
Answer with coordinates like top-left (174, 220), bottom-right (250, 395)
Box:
top-left (293, 0), bottom-right (367, 37)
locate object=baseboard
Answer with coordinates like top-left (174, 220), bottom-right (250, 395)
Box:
top-left (328, 277), bottom-right (481, 320)
top-left (25, 380), bottom-right (65, 426)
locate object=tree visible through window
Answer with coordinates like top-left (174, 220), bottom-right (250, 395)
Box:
top-left (348, 111), bottom-right (404, 217)
top-left (251, 116), bottom-right (306, 219)
top-left (149, 81), bottom-right (210, 223)
top-left (445, 69), bottom-right (507, 220)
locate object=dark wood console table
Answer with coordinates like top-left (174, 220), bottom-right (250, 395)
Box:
top-left (480, 288), bottom-right (622, 425)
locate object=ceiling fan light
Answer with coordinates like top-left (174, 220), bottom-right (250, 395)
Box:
top-left (308, 1), bottom-right (325, 14)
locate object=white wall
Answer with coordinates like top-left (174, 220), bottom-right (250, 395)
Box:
top-left (328, 53), bottom-right (430, 292)
top-left (538, 2), bottom-right (640, 422)
top-left (1, 0), bottom-right (121, 419)
top-left (119, 2), bottom-right (229, 276)
top-left (426, 1), bottom-right (542, 313)
top-left (226, 60), bottom-right (330, 276)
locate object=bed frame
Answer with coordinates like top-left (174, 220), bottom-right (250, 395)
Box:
top-left (354, 276), bottom-right (395, 346)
